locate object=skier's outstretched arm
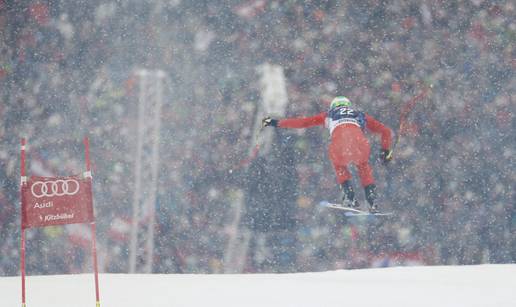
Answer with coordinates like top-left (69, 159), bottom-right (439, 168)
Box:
top-left (262, 112), bottom-right (326, 129)
top-left (365, 114), bottom-right (393, 163)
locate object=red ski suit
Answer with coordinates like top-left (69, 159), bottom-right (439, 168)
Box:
top-left (278, 111), bottom-right (391, 187)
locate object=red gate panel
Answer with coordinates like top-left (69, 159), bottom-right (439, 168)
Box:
top-left (21, 175), bottom-right (94, 229)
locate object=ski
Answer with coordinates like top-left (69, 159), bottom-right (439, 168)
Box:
top-left (319, 201), bottom-right (393, 216)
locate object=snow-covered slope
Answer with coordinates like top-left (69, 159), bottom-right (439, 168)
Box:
top-left (1, 264), bottom-right (515, 307)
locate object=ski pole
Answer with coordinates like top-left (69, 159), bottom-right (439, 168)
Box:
top-left (391, 84), bottom-right (432, 157)
top-left (231, 126), bottom-right (265, 173)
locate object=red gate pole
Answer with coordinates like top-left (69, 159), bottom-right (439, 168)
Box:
top-left (20, 138), bottom-right (27, 307)
top-left (84, 137), bottom-right (101, 307)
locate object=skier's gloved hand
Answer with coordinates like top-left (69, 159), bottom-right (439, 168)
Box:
top-left (262, 116), bottom-right (279, 128)
top-left (380, 149), bottom-right (393, 164)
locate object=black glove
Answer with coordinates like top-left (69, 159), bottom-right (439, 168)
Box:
top-left (262, 116), bottom-right (279, 128)
top-left (380, 149), bottom-right (393, 164)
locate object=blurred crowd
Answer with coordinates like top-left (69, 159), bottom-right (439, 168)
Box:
top-left (1, 0), bottom-right (514, 275)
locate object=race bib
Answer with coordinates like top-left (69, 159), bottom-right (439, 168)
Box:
top-left (326, 107), bottom-right (366, 134)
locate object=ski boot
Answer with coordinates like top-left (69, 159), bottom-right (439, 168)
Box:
top-left (365, 184), bottom-right (379, 213)
top-left (341, 180), bottom-right (360, 209)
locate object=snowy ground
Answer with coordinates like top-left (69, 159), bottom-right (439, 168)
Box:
top-left (1, 264), bottom-right (515, 307)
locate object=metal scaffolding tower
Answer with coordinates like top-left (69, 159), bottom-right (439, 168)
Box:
top-left (128, 69), bottom-right (165, 273)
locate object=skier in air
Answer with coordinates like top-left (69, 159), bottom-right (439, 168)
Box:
top-left (262, 96), bottom-right (392, 213)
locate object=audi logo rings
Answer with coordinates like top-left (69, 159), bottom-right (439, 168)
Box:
top-left (31, 179), bottom-right (80, 198)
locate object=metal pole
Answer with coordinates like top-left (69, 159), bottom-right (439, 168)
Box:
top-left (129, 70), bottom-right (147, 273)
top-left (84, 137), bottom-right (101, 307)
top-left (144, 72), bottom-right (163, 273)
top-left (20, 138), bottom-right (26, 307)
